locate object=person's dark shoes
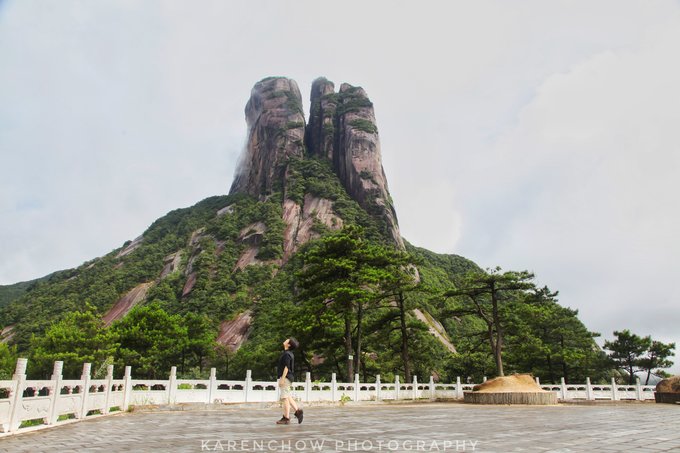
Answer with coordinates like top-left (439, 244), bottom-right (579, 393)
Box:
top-left (294, 409), bottom-right (304, 424)
top-left (276, 416), bottom-right (290, 425)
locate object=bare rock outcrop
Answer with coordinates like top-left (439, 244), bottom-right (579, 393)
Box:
top-left (159, 251), bottom-right (182, 279)
top-left (282, 199), bottom-right (303, 262)
top-left (216, 205), bottom-right (234, 217)
top-left (297, 194), bottom-right (343, 242)
top-left (103, 282), bottom-right (154, 326)
top-left (182, 272), bottom-right (197, 297)
top-left (229, 77), bottom-right (305, 198)
top-left (216, 310), bottom-right (253, 353)
top-left (116, 235), bottom-right (143, 258)
top-left (0, 324), bottom-right (15, 344)
top-left (239, 222), bottom-right (267, 244)
top-left (414, 308), bottom-right (456, 353)
top-left (233, 246), bottom-right (262, 272)
top-left (282, 194), bottom-right (343, 261)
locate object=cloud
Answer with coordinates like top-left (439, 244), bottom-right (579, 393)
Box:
top-left (450, 15), bottom-right (680, 372)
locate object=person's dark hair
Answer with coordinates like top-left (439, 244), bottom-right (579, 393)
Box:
top-left (288, 337), bottom-right (299, 351)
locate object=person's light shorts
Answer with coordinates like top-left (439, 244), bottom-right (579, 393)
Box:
top-left (280, 378), bottom-right (293, 399)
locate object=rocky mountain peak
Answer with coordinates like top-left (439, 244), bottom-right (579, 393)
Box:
top-left (306, 77), bottom-right (336, 161)
top-left (307, 78), bottom-right (404, 248)
top-left (229, 77), bottom-right (305, 198)
top-left (230, 76), bottom-right (403, 248)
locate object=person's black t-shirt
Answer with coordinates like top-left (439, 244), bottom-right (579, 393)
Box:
top-left (277, 350), bottom-right (295, 382)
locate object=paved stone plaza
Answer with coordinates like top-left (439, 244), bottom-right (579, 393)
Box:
top-left (1, 402), bottom-right (679, 452)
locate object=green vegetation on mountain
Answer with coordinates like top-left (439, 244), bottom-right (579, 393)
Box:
top-left (29, 304), bottom-right (119, 379)
top-left (0, 275), bottom-right (51, 308)
top-left (283, 158), bottom-right (385, 241)
top-left (349, 118), bottom-right (378, 134)
top-left (0, 188), bottom-right (623, 383)
top-left (0, 343), bottom-right (18, 379)
top-left (223, 228), bottom-right (448, 383)
top-left (0, 168), bottom-right (667, 384)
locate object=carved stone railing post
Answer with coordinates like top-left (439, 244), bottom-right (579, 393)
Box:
top-left (103, 364), bottom-right (114, 414)
top-left (207, 368), bottom-right (216, 404)
top-left (429, 375), bottom-right (435, 401)
top-left (411, 376), bottom-right (418, 400)
top-left (48, 361), bottom-right (64, 424)
top-left (635, 377), bottom-right (642, 401)
top-left (244, 370), bottom-right (252, 403)
top-left (376, 375), bottom-right (381, 401)
top-left (456, 376), bottom-right (463, 399)
top-left (331, 373), bottom-right (337, 402)
top-left (560, 377), bottom-right (567, 401)
top-left (586, 377), bottom-right (593, 401)
top-left (122, 366), bottom-right (132, 412)
top-left (354, 373), bottom-right (360, 402)
top-left (411, 375), bottom-right (418, 400)
top-left (78, 363), bottom-right (91, 419)
top-left (167, 366), bottom-right (177, 405)
top-left (7, 357), bottom-right (28, 432)
top-left (611, 377), bottom-right (618, 401)
top-left (305, 372), bottom-right (312, 402)
top-left (395, 375), bottom-right (400, 400)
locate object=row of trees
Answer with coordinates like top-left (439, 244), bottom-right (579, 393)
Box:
top-left (293, 226), bottom-right (417, 381)
top-left (275, 227), bottom-right (597, 383)
top-left (604, 330), bottom-right (675, 384)
top-left (12, 302), bottom-right (216, 379)
top-left (443, 269), bottom-right (608, 384)
top-left (290, 226), bottom-right (675, 384)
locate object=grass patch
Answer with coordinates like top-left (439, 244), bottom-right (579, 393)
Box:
top-left (19, 418), bottom-right (45, 428)
top-left (337, 96), bottom-right (373, 116)
top-left (349, 119), bottom-right (378, 134)
top-left (284, 121), bottom-right (304, 130)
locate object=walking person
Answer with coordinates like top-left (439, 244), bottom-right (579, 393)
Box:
top-left (276, 337), bottom-right (304, 424)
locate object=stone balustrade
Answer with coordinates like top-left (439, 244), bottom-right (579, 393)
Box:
top-left (0, 358), bottom-right (657, 435)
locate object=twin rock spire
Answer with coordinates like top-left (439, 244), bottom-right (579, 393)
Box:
top-left (229, 76), bottom-right (403, 250)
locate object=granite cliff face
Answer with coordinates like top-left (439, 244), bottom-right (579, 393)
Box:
top-left (231, 76), bottom-right (404, 250)
top-left (305, 78), bottom-right (337, 161)
top-left (330, 82), bottom-right (403, 248)
top-left (229, 77), bottom-right (305, 197)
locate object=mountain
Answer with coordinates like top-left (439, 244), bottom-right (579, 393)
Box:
top-left (0, 276), bottom-right (48, 308)
top-left (0, 77), bottom-right (479, 378)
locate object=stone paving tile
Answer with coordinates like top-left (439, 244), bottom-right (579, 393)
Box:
top-left (1, 403), bottom-right (679, 452)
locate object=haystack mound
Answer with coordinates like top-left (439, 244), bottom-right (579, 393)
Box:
top-left (655, 375), bottom-right (680, 404)
top-left (464, 373), bottom-right (557, 405)
top-left (655, 375), bottom-right (680, 394)
top-left (473, 374), bottom-right (547, 393)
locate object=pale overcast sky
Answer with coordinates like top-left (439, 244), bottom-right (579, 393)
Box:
top-left (1, 0), bottom-right (678, 373)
